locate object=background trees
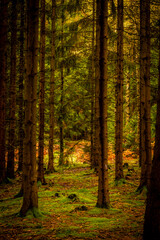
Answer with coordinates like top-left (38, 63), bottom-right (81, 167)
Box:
top-left (0, 0), bottom-right (160, 235)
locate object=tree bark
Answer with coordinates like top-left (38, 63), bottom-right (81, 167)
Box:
top-left (94, 0), bottom-right (101, 173)
top-left (18, 0), bottom-right (25, 172)
top-left (20, 0), bottom-right (39, 217)
top-left (115, 0), bottom-right (124, 182)
top-left (48, 0), bottom-right (56, 172)
top-left (138, 0), bottom-right (151, 193)
top-left (96, 0), bottom-right (110, 209)
top-left (59, 0), bottom-right (64, 166)
top-left (143, 20), bottom-right (160, 240)
top-left (0, 0), bottom-right (7, 184)
top-left (90, 0), bottom-right (95, 169)
top-left (38, 0), bottom-right (46, 184)
top-left (7, 0), bottom-right (17, 179)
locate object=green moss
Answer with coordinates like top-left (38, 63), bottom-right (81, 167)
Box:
top-left (55, 226), bottom-right (96, 239)
top-left (25, 207), bottom-right (43, 218)
top-left (115, 178), bottom-right (126, 186)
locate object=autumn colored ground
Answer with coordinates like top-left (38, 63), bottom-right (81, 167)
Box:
top-left (0, 141), bottom-right (145, 240)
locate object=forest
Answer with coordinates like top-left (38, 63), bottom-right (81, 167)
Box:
top-left (0, 0), bottom-right (160, 239)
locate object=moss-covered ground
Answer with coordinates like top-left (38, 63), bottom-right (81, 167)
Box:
top-left (0, 142), bottom-right (145, 239)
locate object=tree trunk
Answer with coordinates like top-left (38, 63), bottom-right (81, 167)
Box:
top-left (143, 20), bottom-right (160, 240)
top-left (18, 0), bottom-right (25, 172)
top-left (20, 0), bottom-right (40, 217)
top-left (96, 0), bottom-right (110, 209)
top-left (125, 69), bottom-right (130, 126)
top-left (138, 0), bottom-right (151, 193)
top-left (38, 0), bottom-right (46, 184)
top-left (90, 0), bottom-right (95, 169)
top-left (48, 0), bottom-right (56, 172)
top-left (115, 0), bottom-right (124, 182)
top-left (7, 0), bottom-right (17, 179)
top-left (59, 0), bottom-right (64, 166)
top-left (94, 0), bottom-right (101, 173)
top-left (0, 0), bottom-right (7, 184)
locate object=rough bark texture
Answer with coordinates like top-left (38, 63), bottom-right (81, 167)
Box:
top-left (48, 0), bottom-right (56, 172)
top-left (94, 0), bottom-right (101, 172)
top-left (7, 0), bottom-right (17, 179)
top-left (20, 0), bottom-right (39, 217)
top-left (96, 0), bottom-right (110, 208)
top-left (38, 0), bottom-right (46, 184)
top-left (115, 0), bottom-right (124, 182)
top-left (90, 0), bottom-right (95, 169)
top-left (143, 20), bottom-right (160, 240)
top-left (59, 0), bottom-right (64, 166)
top-left (0, 0), bottom-right (7, 183)
top-left (18, 0), bottom-right (25, 172)
top-left (138, 0), bottom-right (151, 192)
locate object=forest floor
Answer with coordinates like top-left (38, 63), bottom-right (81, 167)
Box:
top-left (0, 141), bottom-right (146, 240)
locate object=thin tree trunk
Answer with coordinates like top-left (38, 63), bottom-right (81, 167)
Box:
top-left (48, 0), bottom-right (56, 172)
top-left (0, 0), bottom-right (7, 184)
top-left (18, 0), bottom-right (25, 172)
top-left (143, 20), bottom-right (160, 240)
top-left (90, 0), bottom-right (95, 169)
top-left (20, 0), bottom-right (40, 217)
top-left (125, 68), bottom-right (130, 125)
top-left (59, 0), bottom-right (64, 166)
top-left (115, 0), bottom-right (124, 182)
top-left (7, 0), bottom-right (17, 179)
top-left (94, 0), bottom-right (101, 173)
top-left (96, 0), bottom-right (110, 209)
top-left (38, 0), bottom-right (46, 184)
top-left (138, 0), bottom-right (151, 193)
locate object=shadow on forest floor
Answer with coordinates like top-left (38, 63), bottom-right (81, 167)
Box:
top-left (0, 144), bottom-right (145, 240)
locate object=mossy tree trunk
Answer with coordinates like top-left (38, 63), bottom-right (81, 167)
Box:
top-left (0, 0), bottom-right (7, 184)
top-left (20, 0), bottom-right (39, 217)
top-left (96, 0), bottom-right (110, 209)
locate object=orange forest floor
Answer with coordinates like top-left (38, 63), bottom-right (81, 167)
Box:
top-left (0, 141), bottom-right (145, 240)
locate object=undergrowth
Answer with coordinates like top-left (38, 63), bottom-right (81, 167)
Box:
top-left (0, 153), bottom-right (145, 240)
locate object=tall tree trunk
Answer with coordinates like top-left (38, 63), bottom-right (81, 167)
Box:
top-left (38, 0), bottom-right (46, 184)
top-left (0, 0), bottom-right (7, 184)
top-left (59, 0), bottom-right (64, 166)
top-left (138, 0), bottom-right (151, 193)
top-left (94, 0), bottom-right (101, 173)
top-left (18, 0), bottom-right (25, 172)
top-left (96, 0), bottom-right (110, 209)
top-left (48, 0), bottom-right (56, 172)
top-left (143, 20), bottom-right (160, 240)
top-left (7, 0), bottom-right (17, 179)
top-left (115, 0), bottom-right (124, 182)
top-left (20, 0), bottom-right (39, 217)
top-left (125, 69), bottom-right (130, 126)
top-left (90, 0), bottom-right (95, 169)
